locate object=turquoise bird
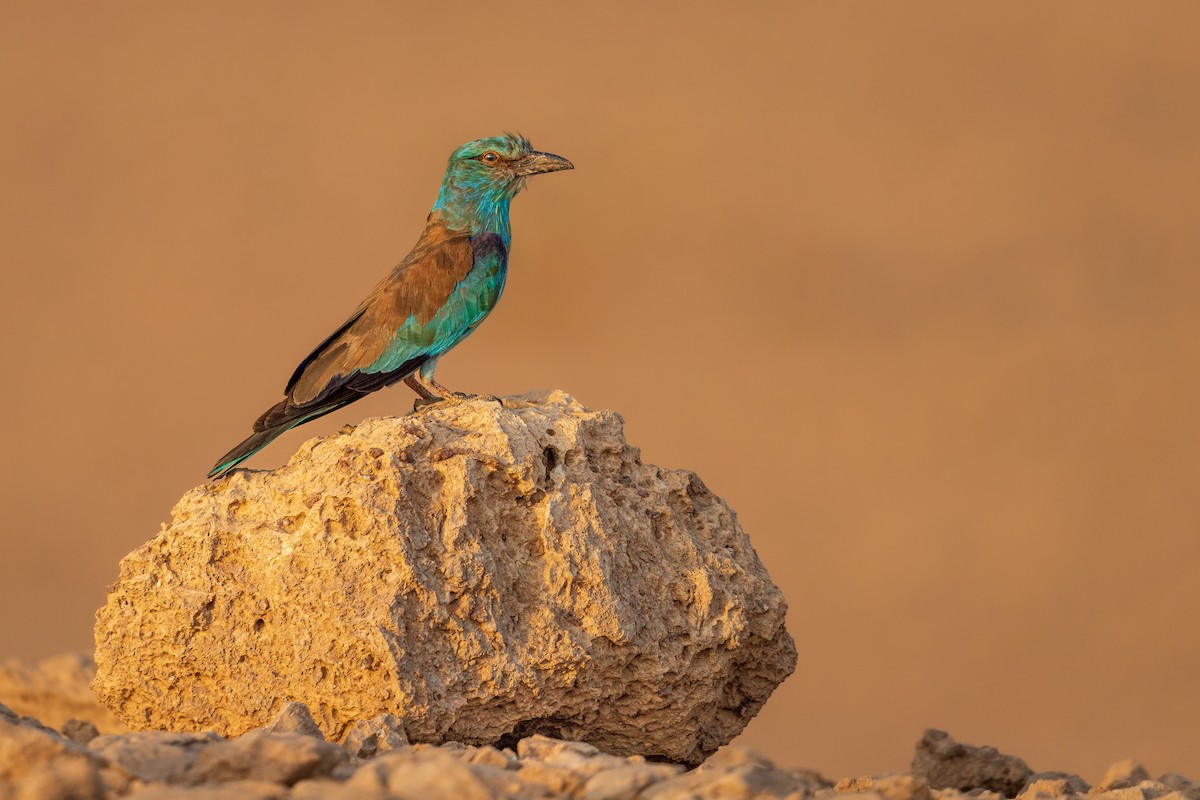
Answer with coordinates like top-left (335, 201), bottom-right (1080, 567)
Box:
top-left (208, 134), bottom-right (573, 479)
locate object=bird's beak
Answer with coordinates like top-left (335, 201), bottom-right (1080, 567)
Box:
top-left (514, 151), bottom-right (574, 177)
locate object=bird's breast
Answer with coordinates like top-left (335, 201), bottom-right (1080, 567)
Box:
top-left (406, 231), bottom-right (509, 358)
top-left (460, 231), bottom-right (509, 313)
top-left (470, 231), bottom-right (508, 267)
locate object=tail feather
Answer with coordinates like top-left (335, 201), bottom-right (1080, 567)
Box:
top-left (208, 355), bottom-right (429, 480)
top-left (207, 400), bottom-right (356, 479)
top-left (207, 426), bottom-right (289, 479)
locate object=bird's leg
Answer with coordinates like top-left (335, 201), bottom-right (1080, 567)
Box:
top-left (404, 372), bottom-right (458, 402)
top-left (406, 359), bottom-right (464, 407)
top-left (405, 360), bottom-right (501, 408)
top-left (403, 374), bottom-right (439, 405)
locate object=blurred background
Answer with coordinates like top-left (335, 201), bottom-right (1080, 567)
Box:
top-left (3, 0), bottom-right (1199, 780)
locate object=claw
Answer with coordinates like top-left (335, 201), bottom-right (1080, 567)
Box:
top-left (410, 389), bottom-right (500, 412)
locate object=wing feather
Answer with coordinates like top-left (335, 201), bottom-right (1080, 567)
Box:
top-left (264, 215), bottom-right (477, 426)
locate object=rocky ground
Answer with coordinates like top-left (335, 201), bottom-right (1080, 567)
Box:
top-left (2, 664), bottom-right (1197, 800)
top-left (5, 394), bottom-right (1197, 797)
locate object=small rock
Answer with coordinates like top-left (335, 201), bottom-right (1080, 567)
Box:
top-left (345, 748), bottom-right (494, 800)
top-left (10, 758), bottom-right (106, 800)
top-left (1019, 778), bottom-right (1082, 798)
top-left (874, 774), bottom-right (936, 800)
top-left (462, 745), bottom-right (517, 769)
top-left (1102, 788), bottom-right (1152, 800)
top-left (517, 760), bottom-right (590, 795)
top-left (517, 733), bottom-right (630, 776)
top-left (921, 786), bottom-right (979, 800)
top-left (99, 763), bottom-right (138, 798)
top-left (931, 790), bottom-right (974, 800)
top-left (1019, 780), bottom-right (1066, 799)
top-left (1158, 774), bottom-right (1200, 800)
top-left (0, 710), bottom-right (108, 800)
top-left (837, 774), bottom-right (933, 800)
top-left (644, 762), bottom-right (810, 799)
top-left (0, 703), bottom-right (61, 737)
top-left (412, 740), bottom-right (469, 757)
top-left (61, 718), bottom-right (100, 745)
top-left (1140, 782), bottom-right (1177, 797)
top-left (1020, 772), bottom-right (1091, 796)
top-left (912, 729), bottom-right (1033, 798)
top-left (123, 780), bottom-right (287, 799)
top-left (840, 777), bottom-right (879, 792)
top-left (291, 777), bottom-right (390, 800)
top-left (518, 733), bottom-right (601, 761)
top-left (582, 762), bottom-right (686, 800)
top-left (1102, 762), bottom-right (1154, 791)
top-left (703, 746), bottom-right (777, 770)
top-left (468, 762), bottom-right (545, 799)
top-left (958, 791), bottom-right (1006, 800)
top-left (187, 730), bottom-right (347, 786)
top-left (89, 730), bottom-right (220, 783)
top-left (262, 701), bottom-right (325, 740)
top-left (341, 712), bottom-right (409, 759)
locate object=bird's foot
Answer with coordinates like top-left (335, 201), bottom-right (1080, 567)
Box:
top-left (458, 392), bottom-right (506, 406)
top-left (468, 393), bottom-right (503, 404)
top-left (411, 391), bottom-right (501, 412)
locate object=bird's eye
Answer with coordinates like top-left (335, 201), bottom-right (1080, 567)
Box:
top-left (481, 151), bottom-right (499, 164)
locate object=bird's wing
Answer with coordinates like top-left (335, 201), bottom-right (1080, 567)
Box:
top-left (253, 218), bottom-right (477, 432)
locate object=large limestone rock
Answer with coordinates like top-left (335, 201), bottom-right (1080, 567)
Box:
top-left (93, 391), bottom-right (795, 764)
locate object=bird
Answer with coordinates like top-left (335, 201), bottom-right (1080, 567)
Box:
top-left (207, 133), bottom-right (573, 479)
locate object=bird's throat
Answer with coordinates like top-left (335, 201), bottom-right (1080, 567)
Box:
top-left (432, 179), bottom-right (514, 243)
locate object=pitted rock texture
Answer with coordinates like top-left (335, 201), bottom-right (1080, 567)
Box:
top-left (92, 391), bottom-right (796, 765)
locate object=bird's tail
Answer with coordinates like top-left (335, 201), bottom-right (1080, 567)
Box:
top-left (208, 399), bottom-right (350, 480)
top-left (207, 425), bottom-right (291, 479)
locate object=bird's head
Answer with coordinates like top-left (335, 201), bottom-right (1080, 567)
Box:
top-left (434, 133), bottom-right (573, 229)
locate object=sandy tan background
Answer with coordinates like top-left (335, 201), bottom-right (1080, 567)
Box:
top-left (2, 0), bottom-right (1198, 781)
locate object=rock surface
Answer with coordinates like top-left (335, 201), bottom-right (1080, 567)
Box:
top-left (912, 728), bottom-right (1033, 797)
top-left (92, 391), bottom-right (796, 765)
top-left (3, 706), bottom-right (1196, 800)
top-left (0, 654), bottom-right (127, 735)
top-left (0, 702), bottom-right (127, 800)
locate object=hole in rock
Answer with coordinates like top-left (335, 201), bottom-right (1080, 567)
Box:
top-left (494, 717), bottom-right (570, 750)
